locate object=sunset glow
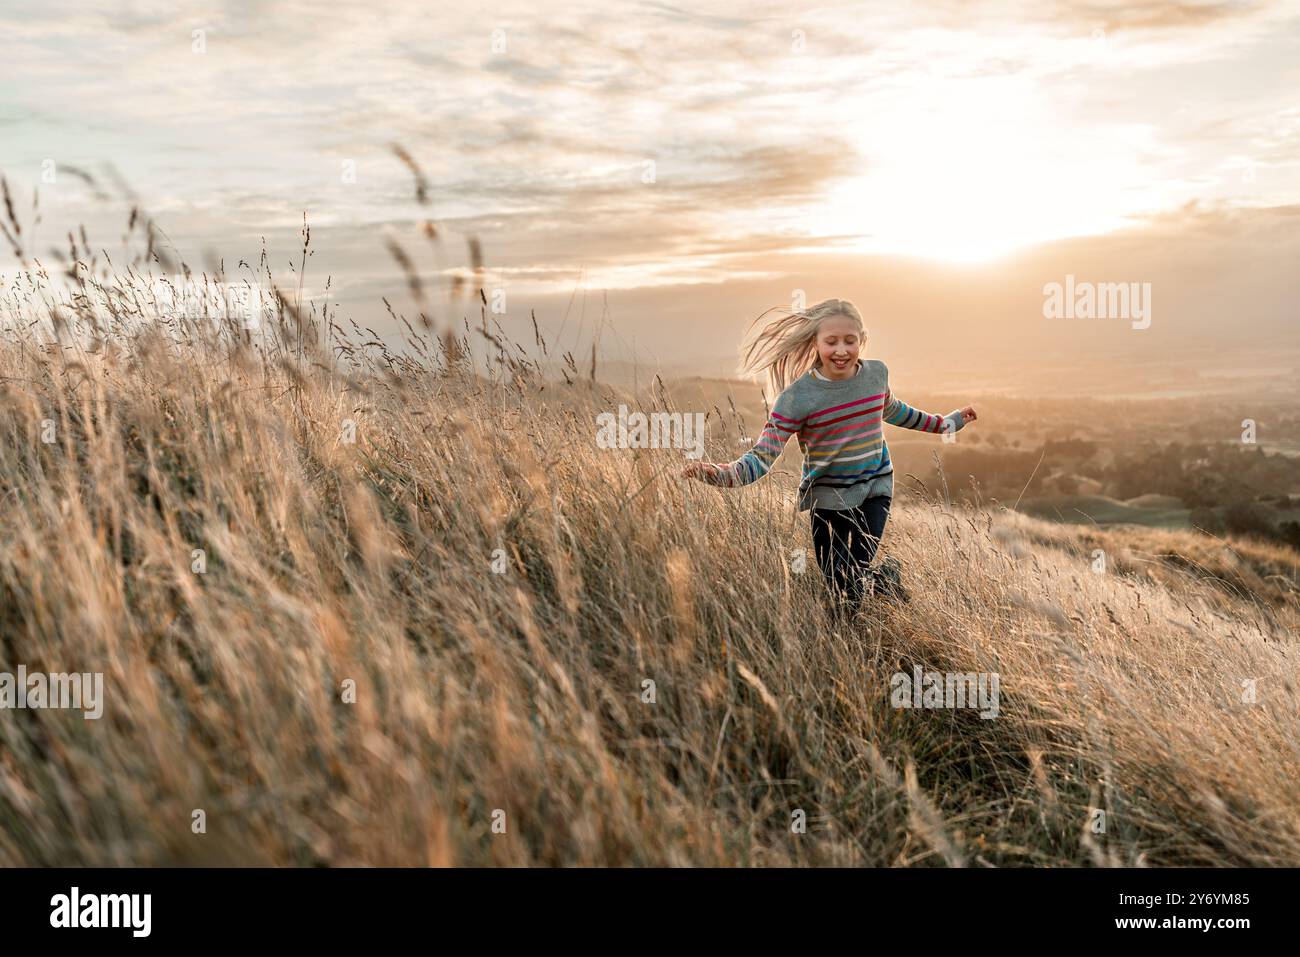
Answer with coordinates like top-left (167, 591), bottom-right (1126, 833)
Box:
top-left (1, 0), bottom-right (1297, 349)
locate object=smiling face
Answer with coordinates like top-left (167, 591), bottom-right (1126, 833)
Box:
top-left (815, 313), bottom-right (864, 379)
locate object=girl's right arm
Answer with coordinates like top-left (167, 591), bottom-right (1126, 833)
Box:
top-left (683, 391), bottom-right (801, 487)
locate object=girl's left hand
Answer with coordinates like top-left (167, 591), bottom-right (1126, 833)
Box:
top-left (957, 406), bottom-right (977, 425)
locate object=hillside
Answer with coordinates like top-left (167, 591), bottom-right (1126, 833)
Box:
top-left (0, 311), bottom-right (1296, 866)
top-left (1016, 494), bottom-right (1192, 528)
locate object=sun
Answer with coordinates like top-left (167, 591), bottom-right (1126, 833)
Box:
top-left (804, 74), bottom-right (1156, 263)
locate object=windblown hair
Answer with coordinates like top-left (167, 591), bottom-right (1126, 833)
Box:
top-left (738, 298), bottom-right (866, 394)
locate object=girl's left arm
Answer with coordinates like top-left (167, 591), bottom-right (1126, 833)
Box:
top-left (684, 389), bottom-right (801, 487)
top-left (883, 391), bottom-right (977, 435)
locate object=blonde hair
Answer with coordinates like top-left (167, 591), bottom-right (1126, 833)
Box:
top-left (738, 298), bottom-right (866, 394)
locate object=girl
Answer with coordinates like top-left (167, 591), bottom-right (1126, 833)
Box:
top-left (682, 299), bottom-right (977, 613)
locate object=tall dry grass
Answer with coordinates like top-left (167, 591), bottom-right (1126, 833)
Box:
top-left (0, 200), bottom-right (1296, 866)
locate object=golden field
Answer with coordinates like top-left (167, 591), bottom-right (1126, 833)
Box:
top-left (0, 257), bottom-right (1296, 866)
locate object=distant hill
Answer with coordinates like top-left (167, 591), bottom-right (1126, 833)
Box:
top-left (1016, 494), bottom-right (1192, 529)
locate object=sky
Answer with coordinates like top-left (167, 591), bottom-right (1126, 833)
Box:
top-left (2, 0), bottom-right (1298, 376)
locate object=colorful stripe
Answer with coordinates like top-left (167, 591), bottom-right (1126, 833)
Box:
top-left (702, 366), bottom-right (953, 501)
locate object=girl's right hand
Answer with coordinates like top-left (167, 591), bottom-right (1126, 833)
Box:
top-left (681, 461), bottom-right (717, 481)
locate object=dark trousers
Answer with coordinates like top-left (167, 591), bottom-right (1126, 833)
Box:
top-left (810, 495), bottom-right (891, 610)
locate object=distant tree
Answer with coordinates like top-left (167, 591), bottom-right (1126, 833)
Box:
top-left (1223, 503), bottom-right (1277, 541)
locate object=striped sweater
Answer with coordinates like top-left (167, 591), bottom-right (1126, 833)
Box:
top-left (699, 359), bottom-right (967, 511)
